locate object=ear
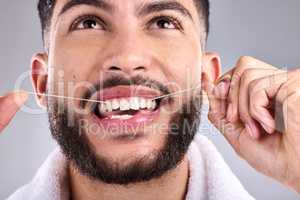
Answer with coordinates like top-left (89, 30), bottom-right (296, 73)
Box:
top-left (31, 53), bottom-right (48, 109)
top-left (201, 52), bottom-right (222, 92)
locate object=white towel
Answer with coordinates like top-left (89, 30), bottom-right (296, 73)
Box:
top-left (7, 134), bottom-right (255, 200)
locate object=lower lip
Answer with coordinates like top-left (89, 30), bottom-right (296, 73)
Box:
top-left (91, 108), bottom-right (160, 132)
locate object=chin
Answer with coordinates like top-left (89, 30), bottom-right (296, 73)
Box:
top-left (47, 76), bottom-right (201, 184)
top-left (77, 85), bottom-right (174, 158)
top-left (84, 115), bottom-right (170, 163)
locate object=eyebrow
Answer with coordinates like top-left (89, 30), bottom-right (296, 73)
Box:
top-left (59, 0), bottom-right (113, 16)
top-left (137, 1), bottom-right (194, 22)
top-left (59, 0), bottom-right (193, 22)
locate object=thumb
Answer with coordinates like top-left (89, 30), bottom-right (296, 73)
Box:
top-left (203, 73), bottom-right (229, 123)
top-left (203, 73), bottom-right (243, 148)
top-left (0, 91), bottom-right (28, 132)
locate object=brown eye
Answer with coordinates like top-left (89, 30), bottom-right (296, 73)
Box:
top-left (156, 19), bottom-right (175, 29)
top-left (73, 16), bottom-right (105, 30)
top-left (82, 19), bottom-right (99, 29)
top-left (148, 16), bottom-right (181, 30)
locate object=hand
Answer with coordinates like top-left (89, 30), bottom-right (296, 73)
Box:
top-left (204, 56), bottom-right (300, 193)
top-left (0, 91), bottom-right (28, 132)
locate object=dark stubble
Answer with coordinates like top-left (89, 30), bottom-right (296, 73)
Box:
top-left (47, 75), bottom-right (202, 185)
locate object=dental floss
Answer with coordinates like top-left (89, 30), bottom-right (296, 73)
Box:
top-left (25, 84), bottom-right (203, 104)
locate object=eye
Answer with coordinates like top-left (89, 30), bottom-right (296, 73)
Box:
top-left (72, 15), bottom-right (105, 31)
top-left (148, 16), bottom-right (182, 30)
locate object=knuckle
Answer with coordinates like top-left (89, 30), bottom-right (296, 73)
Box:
top-left (230, 71), bottom-right (243, 89)
top-left (237, 56), bottom-right (254, 65)
top-left (235, 65), bottom-right (246, 74)
top-left (233, 63), bottom-right (256, 86)
top-left (243, 68), bottom-right (256, 77)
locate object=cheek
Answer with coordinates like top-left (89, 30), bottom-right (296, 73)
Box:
top-left (49, 35), bottom-right (108, 95)
top-left (155, 37), bottom-right (202, 89)
top-left (52, 36), bottom-right (104, 74)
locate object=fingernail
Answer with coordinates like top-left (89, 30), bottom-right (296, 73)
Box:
top-left (216, 76), bottom-right (231, 84)
top-left (226, 103), bottom-right (234, 122)
top-left (214, 80), bottom-right (230, 99)
top-left (261, 111), bottom-right (275, 134)
top-left (17, 90), bottom-right (28, 100)
top-left (14, 90), bottom-right (28, 105)
top-left (261, 122), bottom-right (273, 134)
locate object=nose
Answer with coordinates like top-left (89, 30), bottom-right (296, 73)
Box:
top-left (102, 33), bottom-right (152, 76)
top-left (104, 54), bottom-right (148, 73)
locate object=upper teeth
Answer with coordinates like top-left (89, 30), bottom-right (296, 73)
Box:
top-left (98, 97), bottom-right (157, 113)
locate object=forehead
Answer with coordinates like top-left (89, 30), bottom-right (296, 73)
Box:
top-left (52, 0), bottom-right (199, 20)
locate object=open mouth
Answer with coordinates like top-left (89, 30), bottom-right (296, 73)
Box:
top-left (94, 97), bottom-right (161, 120)
top-left (88, 86), bottom-right (164, 130)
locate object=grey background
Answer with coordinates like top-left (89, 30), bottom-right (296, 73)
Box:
top-left (0, 0), bottom-right (299, 199)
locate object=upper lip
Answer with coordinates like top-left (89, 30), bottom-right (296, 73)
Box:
top-left (94, 85), bottom-right (162, 101)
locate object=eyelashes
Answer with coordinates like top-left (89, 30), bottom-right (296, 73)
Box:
top-left (70, 15), bottom-right (107, 31)
top-left (69, 14), bottom-right (184, 32)
top-left (146, 15), bottom-right (183, 31)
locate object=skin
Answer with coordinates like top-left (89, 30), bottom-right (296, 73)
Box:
top-left (0, 0), bottom-right (299, 199)
top-left (204, 56), bottom-right (300, 194)
top-left (1, 0), bottom-right (220, 199)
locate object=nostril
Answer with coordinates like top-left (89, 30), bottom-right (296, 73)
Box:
top-left (108, 66), bottom-right (122, 71)
top-left (134, 66), bottom-right (146, 71)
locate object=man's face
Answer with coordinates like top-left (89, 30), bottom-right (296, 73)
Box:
top-left (43, 0), bottom-right (206, 184)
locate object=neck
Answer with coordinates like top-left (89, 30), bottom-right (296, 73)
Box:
top-left (69, 155), bottom-right (190, 200)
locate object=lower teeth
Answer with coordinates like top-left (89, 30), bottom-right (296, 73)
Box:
top-left (111, 115), bottom-right (133, 120)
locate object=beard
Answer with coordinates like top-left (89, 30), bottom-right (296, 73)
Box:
top-left (47, 75), bottom-right (202, 185)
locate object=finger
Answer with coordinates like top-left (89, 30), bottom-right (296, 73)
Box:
top-left (249, 71), bottom-right (288, 134)
top-left (226, 63), bottom-right (248, 123)
top-left (226, 57), bottom-right (279, 124)
top-left (203, 73), bottom-right (229, 124)
top-left (205, 73), bottom-right (249, 149)
top-left (214, 69), bottom-right (233, 99)
top-left (239, 68), bottom-right (280, 136)
top-left (275, 77), bottom-right (300, 134)
top-left (216, 66), bottom-right (259, 138)
top-left (0, 91), bottom-right (28, 132)
top-left (281, 82), bottom-right (300, 138)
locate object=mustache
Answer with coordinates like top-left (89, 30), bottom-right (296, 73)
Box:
top-left (80, 75), bottom-right (171, 108)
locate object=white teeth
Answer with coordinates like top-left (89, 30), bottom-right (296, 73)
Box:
top-left (140, 99), bottom-right (147, 109)
top-left (130, 97), bottom-right (140, 110)
top-left (112, 99), bottom-right (119, 110)
top-left (151, 100), bottom-right (157, 110)
top-left (98, 97), bottom-right (157, 114)
top-left (99, 104), bottom-right (105, 113)
top-left (146, 99), bottom-right (153, 109)
top-left (120, 99), bottom-right (130, 111)
top-left (111, 115), bottom-right (133, 120)
top-left (105, 101), bottom-right (112, 112)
